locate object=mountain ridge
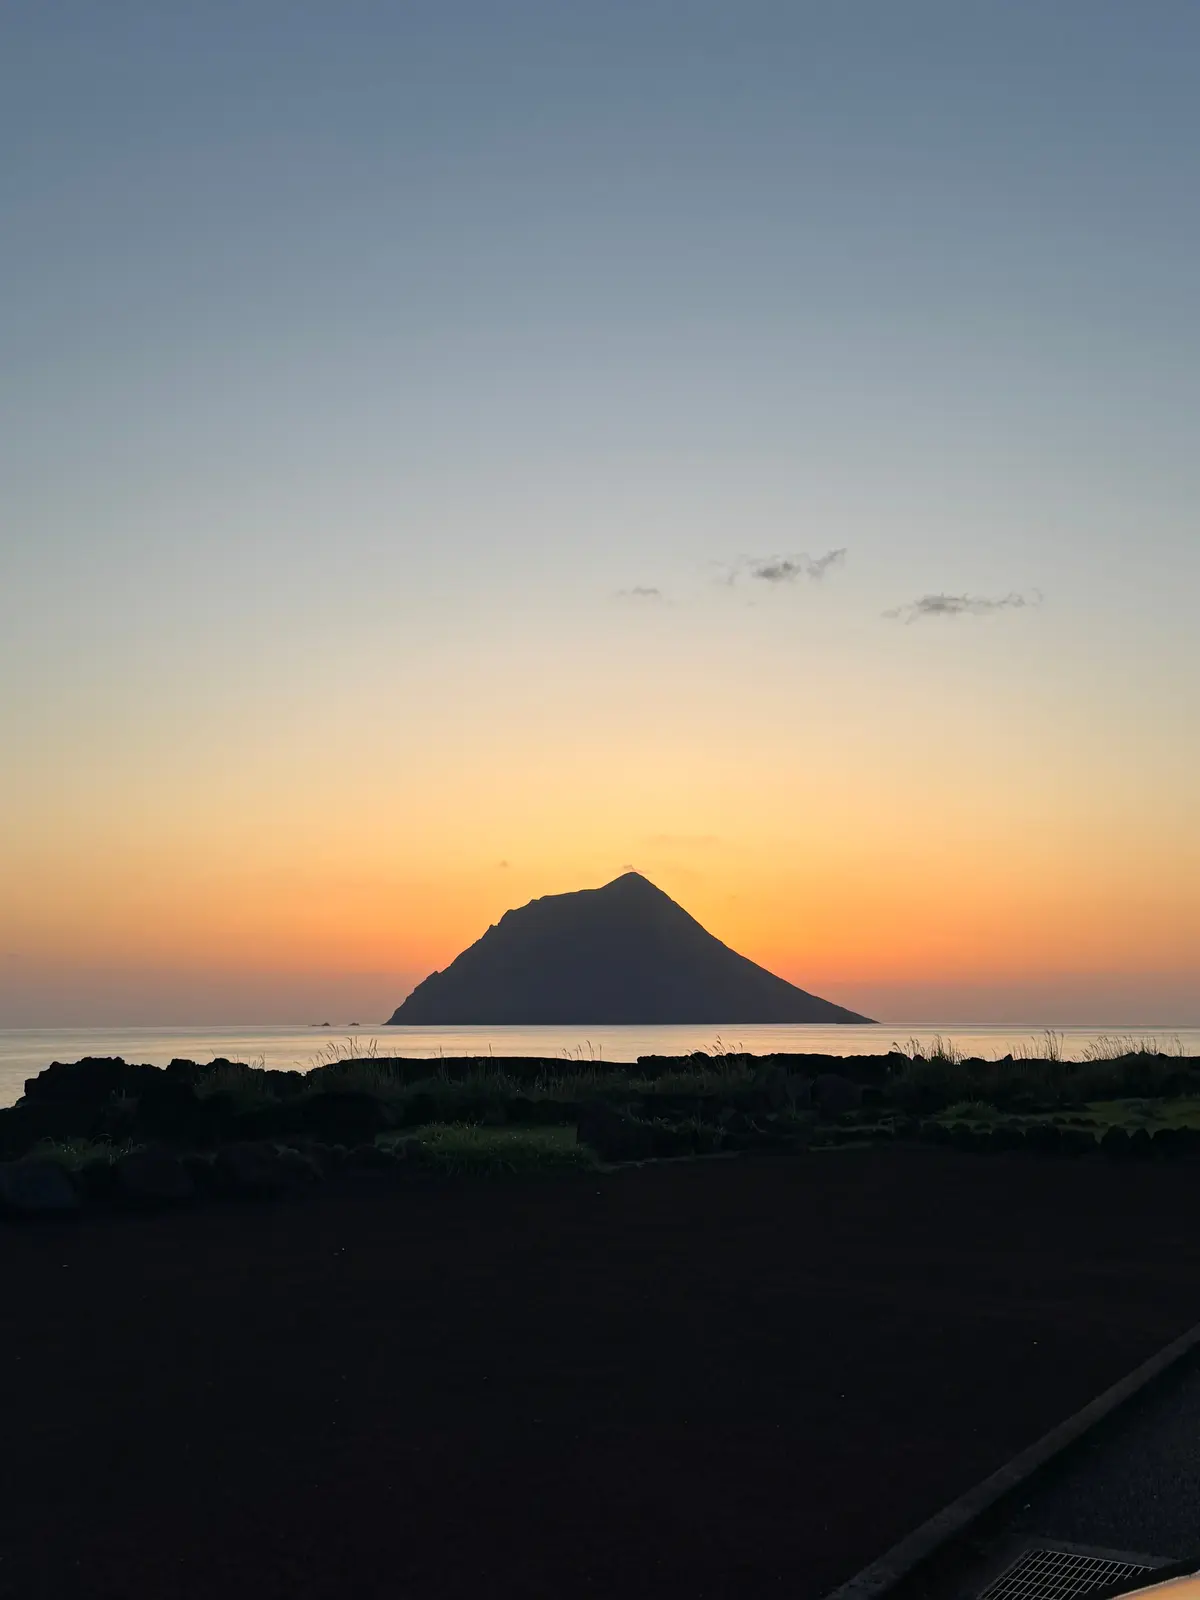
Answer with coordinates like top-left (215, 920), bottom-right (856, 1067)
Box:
top-left (386, 872), bottom-right (874, 1025)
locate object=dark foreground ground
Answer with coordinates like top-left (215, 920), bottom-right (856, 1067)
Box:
top-left (4, 1148), bottom-right (1200, 1600)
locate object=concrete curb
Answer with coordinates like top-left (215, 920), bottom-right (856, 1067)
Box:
top-left (822, 1320), bottom-right (1200, 1600)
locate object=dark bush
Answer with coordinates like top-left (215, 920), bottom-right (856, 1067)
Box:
top-left (577, 1105), bottom-right (652, 1162)
top-left (399, 1092), bottom-right (437, 1127)
top-left (301, 1092), bottom-right (392, 1144)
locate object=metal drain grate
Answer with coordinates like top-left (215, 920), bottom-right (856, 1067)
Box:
top-left (978, 1547), bottom-right (1156, 1600)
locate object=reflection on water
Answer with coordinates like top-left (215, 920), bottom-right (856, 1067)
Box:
top-left (2, 1022), bottom-right (1199, 1109)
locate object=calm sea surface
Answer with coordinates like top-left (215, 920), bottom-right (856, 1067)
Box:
top-left (3, 1022), bottom-right (1199, 1109)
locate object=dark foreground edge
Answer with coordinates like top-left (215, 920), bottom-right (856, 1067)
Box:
top-left (822, 1320), bottom-right (1200, 1600)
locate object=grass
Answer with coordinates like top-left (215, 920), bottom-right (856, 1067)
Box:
top-left (1080, 1034), bottom-right (1185, 1062)
top-left (29, 1137), bottom-right (141, 1169)
top-left (890, 1034), bottom-right (967, 1066)
top-left (384, 1123), bottom-right (597, 1176)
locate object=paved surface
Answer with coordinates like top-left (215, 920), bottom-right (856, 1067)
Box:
top-left (895, 1354), bottom-right (1200, 1600)
top-left (1003, 1353), bottom-right (1200, 1562)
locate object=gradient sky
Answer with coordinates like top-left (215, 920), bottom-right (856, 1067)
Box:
top-left (2, 2), bottom-right (1198, 1025)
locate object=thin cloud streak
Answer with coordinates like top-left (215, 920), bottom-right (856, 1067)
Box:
top-left (883, 590), bottom-right (1042, 623)
top-left (717, 549), bottom-right (847, 587)
top-left (615, 585), bottom-right (666, 602)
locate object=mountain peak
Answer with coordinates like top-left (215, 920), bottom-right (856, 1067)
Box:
top-left (387, 873), bottom-right (873, 1026)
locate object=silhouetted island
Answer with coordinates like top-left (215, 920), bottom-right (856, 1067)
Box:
top-left (386, 871), bottom-right (874, 1024)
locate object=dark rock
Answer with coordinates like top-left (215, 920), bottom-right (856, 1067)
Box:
top-left (1059, 1128), bottom-right (1096, 1157)
top-left (1128, 1126), bottom-right (1153, 1161)
top-left (1024, 1123), bottom-right (1062, 1157)
top-left (346, 1144), bottom-right (396, 1169)
top-left (0, 1105), bottom-right (35, 1158)
top-left (136, 1078), bottom-right (211, 1140)
top-left (0, 1159), bottom-right (80, 1218)
top-left (115, 1148), bottom-right (195, 1208)
top-left (1151, 1127), bottom-right (1183, 1160)
top-left (182, 1154), bottom-right (218, 1193)
top-left (23, 1057), bottom-right (162, 1105)
top-left (988, 1124), bottom-right (1027, 1153)
top-left (576, 1104), bottom-right (653, 1162)
top-left (214, 1142), bottom-right (288, 1198)
top-left (811, 1074), bottom-right (862, 1118)
top-left (299, 1092), bottom-right (393, 1144)
top-left (389, 1136), bottom-right (425, 1162)
top-left (275, 1147), bottom-right (324, 1183)
top-left (1100, 1126), bottom-right (1130, 1160)
top-left (950, 1123), bottom-right (980, 1153)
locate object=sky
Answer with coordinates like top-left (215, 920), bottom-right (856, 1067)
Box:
top-left (2, 2), bottom-right (1198, 1026)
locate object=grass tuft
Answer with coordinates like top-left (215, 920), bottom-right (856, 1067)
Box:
top-left (388, 1123), bottom-right (596, 1175)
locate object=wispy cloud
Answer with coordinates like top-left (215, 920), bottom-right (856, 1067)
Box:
top-left (883, 590), bottom-right (1042, 623)
top-left (615, 585), bottom-right (666, 602)
top-left (719, 549), bottom-right (846, 586)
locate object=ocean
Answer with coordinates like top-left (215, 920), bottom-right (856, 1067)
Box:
top-left (3, 1022), bottom-right (1199, 1109)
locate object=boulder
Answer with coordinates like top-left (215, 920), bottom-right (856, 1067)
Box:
top-left (811, 1074), bottom-right (862, 1118)
top-left (1101, 1126), bottom-right (1131, 1160)
top-left (389, 1136), bottom-right (425, 1163)
top-left (1024, 1123), bottom-right (1062, 1157)
top-left (1128, 1126), bottom-right (1153, 1161)
top-left (0, 1159), bottom-right (80, 1218)
top-left (1150, 1127), bottom-right (1182, 1160)
top-left (115, 1148), bottom-right (195, 1208)
top-left (1059, 1128), bottom-right (1097, 1157)
top-left (275, 1146), bottom-right (324, 1183)
top-left (346, 1143), bottom-right (396, 1169)
top-left (214, 1141), bottom-right (288, 1198)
